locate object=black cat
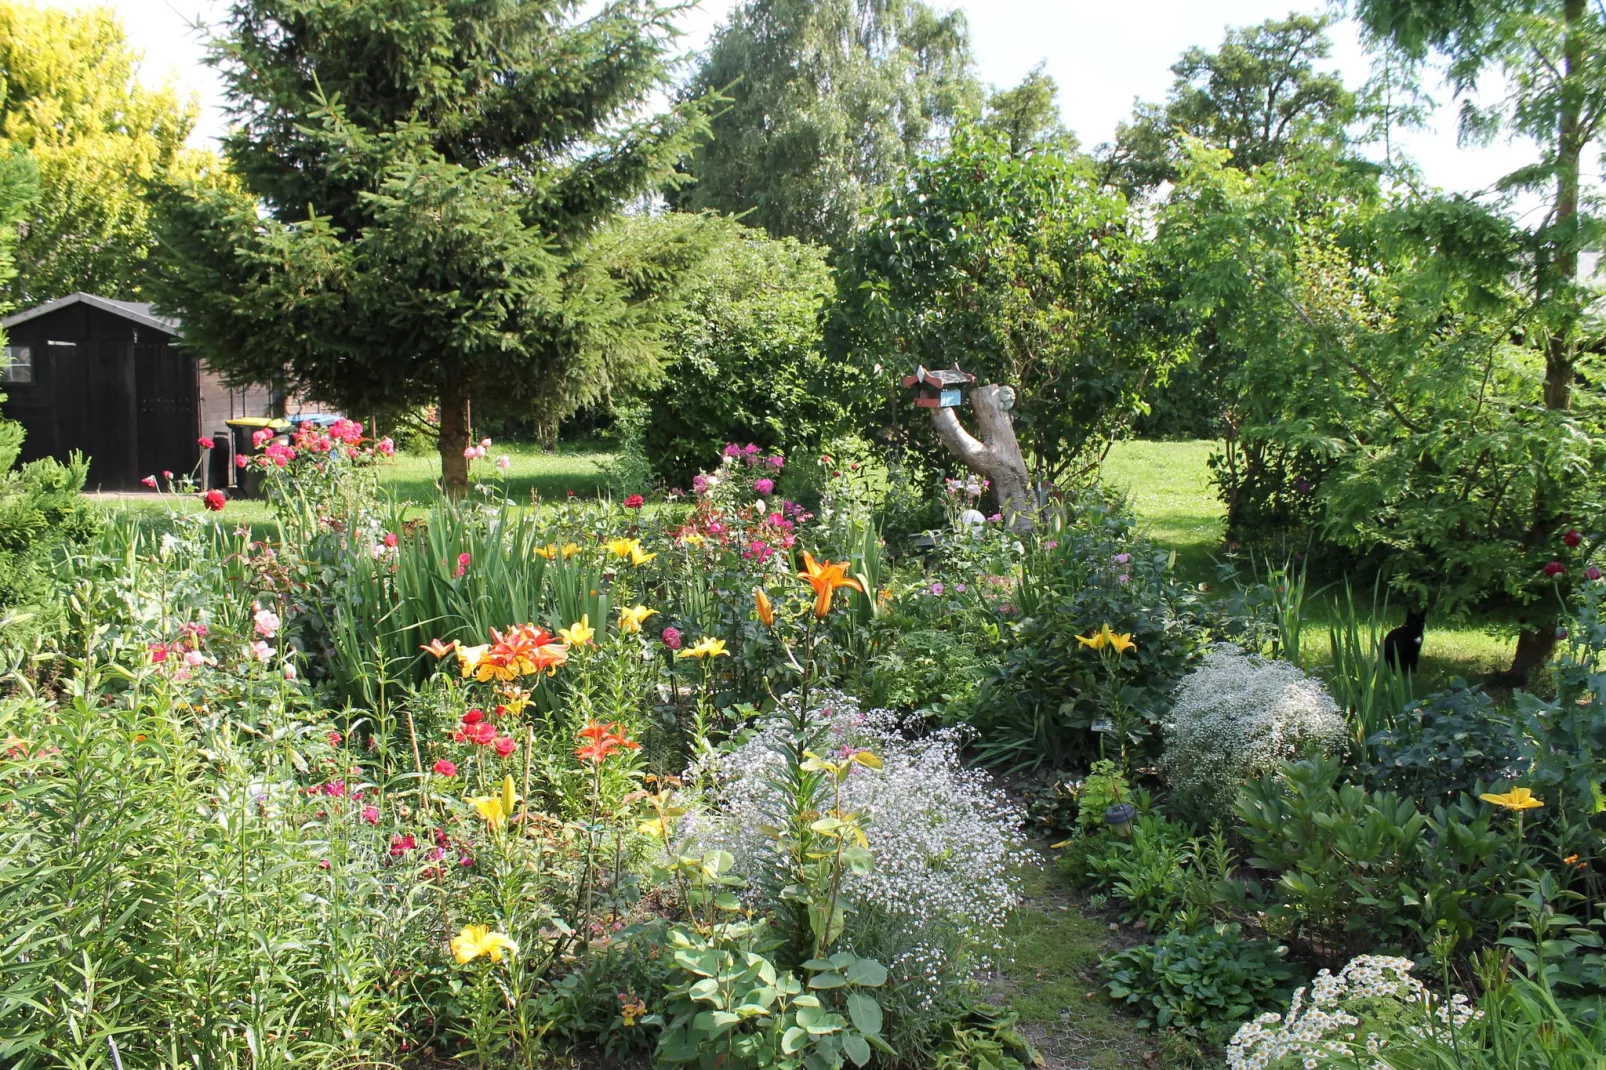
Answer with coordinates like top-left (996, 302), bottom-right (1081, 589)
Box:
top-left (1381, 609), bottom-right (1427, 673)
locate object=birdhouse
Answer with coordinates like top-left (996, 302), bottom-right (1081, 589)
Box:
top-left (902, 364), bottom-right (976, 409)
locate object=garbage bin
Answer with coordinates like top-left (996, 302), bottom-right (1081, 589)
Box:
top-left (226, 417), bottom-right (290, 499)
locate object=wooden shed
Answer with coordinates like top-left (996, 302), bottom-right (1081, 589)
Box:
top-left (0, 293), bottom-right (279, 491)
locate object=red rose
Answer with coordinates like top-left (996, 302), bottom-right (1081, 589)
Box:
top-left (203, 489), bottom-right (226, 511)
top-left (623, 494), bottom-right (644, 509)
top-left (462, 708), bottom-right (484, 725)
top-left (493, 735), bottom-right (517, 758)
top-left (1544, 561), bottom-right (1566, 577)
top-left (1563, 529), bottom-right (1582, 547)
top-left (197, 436), bottom-right (215, 449)
top-left (432, 759), bottom-right (457, 777)
top-left (464, 721), bottom-right (497, 746)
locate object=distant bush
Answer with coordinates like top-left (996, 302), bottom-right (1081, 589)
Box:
top-left (641, 226), bottom-right (860, 486)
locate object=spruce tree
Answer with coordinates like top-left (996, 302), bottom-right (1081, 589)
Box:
top-left (152, 0), bottom-right (714, 492)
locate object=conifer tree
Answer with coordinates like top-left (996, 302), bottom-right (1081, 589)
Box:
top-left (152, 0), bottom-right (715, 492)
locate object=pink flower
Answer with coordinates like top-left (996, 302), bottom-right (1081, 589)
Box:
top-left (987, 513), bottom-right (1002, 523)
top-left (480, 437), bottom-right (492, 449)
top-left (930, 582), bottom-right (944, 596)
top-left (661, 626), bottom-right (682, 650)
top-left (722, 443), bottom-right (741, 457)
top-left (433, 759), bottom-right (457, 777)
top-left (753, 478), bottom-right (774, 496)
top-left (463, 721), bottom-right (497, 746)
top-left (383, 532), bottom-right (398, 548)
top-left (1545, 561), bottom-right (1566, 577)
top-left (495, 455), bottom-right (511, 471)
top-left (183, 649), bottom-right (205, 668)
top-left (454, 552), bottom-right (470, 578)
top-left (197, 436), bottom-right (215, 449)
top-left (252, 428), bottom-right (273, 448)
top-left (463, 445), bottom-right (478, 459)
top-left (361, 805), bottom-right (380, 825)
top-left (234, 454), bottom-right (247, 469)
top-left (253, 608), bottom-right (281, 638)
top-left (375, 436), bottom-right (396, 456)
top-left (692, 474), bottom-right (710, 495)
top-left (623, 493), bottom-right (644, 509)
top-left (389, 834), bottom-right (415, 856)
top-left (203, 490), bottom-right (226, 511)
top-left (767, 455), bottom-right (784, 470)
top-left (327, 731), bottom-right (343, 746)
top-left (141, 475), bottom-right (157, 488)
top-left (1118, 574), bottom-right (1130, 584)
top-left (283, 663), bottom-right (297, 681)
top-left (1563, 529), bottom-right (1582, 548)
top-left (493, 735), bottom-right (517, 758)
top-left (250, 640), bottom-right (273, 662)
top-left (1113, 553), bottom-right (1131, 564)
top-left (148, 642), bottom-right (169, 664)
top-left (1588, 566), bottom-right (1602, 581)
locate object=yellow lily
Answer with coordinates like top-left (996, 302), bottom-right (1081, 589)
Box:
top-left (604, 537), bottom-right (637, 559)
top-left (535, 541), bottom-right (581, 561)
top-left (456, 643), bottom-right (490, 677)
top-left (677, 637), bottom-right (729, 660)
top-left (559, 616), bottom-right (595, 646)
top-left (451, 924), bottom-right (519, 964)
top-left (681, 533), bottom-right (706, 548)
top-left (469, 774), bottom-right (518, 827)
top-left (629, 545), bottom-right (656, 567)
top-left (1077, 624), bottom-right (1136, 655)
top-left (618, 605), bottom-right (658, 634)
top-left (1480, 786), bottom-right (1545, 811)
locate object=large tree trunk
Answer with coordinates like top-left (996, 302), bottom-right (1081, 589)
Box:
top-left (1502, 627), bottom-right (1558, 687)
top-left (1505, 0), bottom-right (1583, 679)
top-left (928, 383), bottom-right (1034, 529)
top-left (438, 384), bottom-right (471, 499)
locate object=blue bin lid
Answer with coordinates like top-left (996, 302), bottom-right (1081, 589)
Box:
top-left (287, 413), bottom-right (342, 426)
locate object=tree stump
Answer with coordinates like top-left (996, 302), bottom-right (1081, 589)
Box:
top-left (927, 383), bottom-right (1033, 529)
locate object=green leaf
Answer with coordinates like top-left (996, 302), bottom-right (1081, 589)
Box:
top-left (842, 958), bottom-right (888, 987)
top-left (845, 992), bottom-right (882, 1036)
top-left (842, 1033), bottom-right (872, 1067)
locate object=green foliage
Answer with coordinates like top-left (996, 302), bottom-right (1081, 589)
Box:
top-left (0, 0), bottom-right (221, 304)
top-left (151, 0), bottom-right (718, 490)
top-left (672, 0), bottom-right (979, 249)
top-left (1363, 682), bottom-right (1526, 805)
top-left (1076, 814), bottom-right (1241, 936)
top-left (1101, 923), bottom-right (1294, 1045)
top-left (1105, 13), bottom-right (1356, 193)
top-left (651, 917), bottom-right (892, 1070)
top-left (1237, 757), bottom-right (1512, 957)
top-left (965, 490), bottom-right (1205, 770)
top-left (980, 65), bottom-right (1075, 155)
top-left (830, 127), bottom-right (1179, 487)
top-left (642, 226), bottom-right (847, 483)
top-left (1160, 142), bottom-right (1605, 662)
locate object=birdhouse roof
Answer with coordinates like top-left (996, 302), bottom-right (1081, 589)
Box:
top-left (901, 364), bottom-right (975, 389)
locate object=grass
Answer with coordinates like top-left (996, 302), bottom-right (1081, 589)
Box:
top-left (1103, 438), bottom-right (1517, 683)
top-left (94, 442), bottom-right (616, 533)
top-left (987, 860), bottom-right (1200, 1069)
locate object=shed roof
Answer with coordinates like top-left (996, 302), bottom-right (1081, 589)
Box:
top-left (0, 292), bottom-right (181, 336)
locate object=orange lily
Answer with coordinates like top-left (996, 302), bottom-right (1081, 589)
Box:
top-left (798, 552), bottom-right (864, 618)
top-left (754, 587), bottom-right (775, 628)
top-left (421, 638), bottom-right (458, 659)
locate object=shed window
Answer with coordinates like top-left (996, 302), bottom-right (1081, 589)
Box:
top-left (1, 345), bottom-right (31, 384)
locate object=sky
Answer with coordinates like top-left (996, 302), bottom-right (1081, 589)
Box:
top-left (94, 0), bottom-right (1538, 204)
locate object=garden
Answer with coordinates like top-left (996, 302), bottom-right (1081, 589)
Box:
top-left (2, 0), bottom-right (1606, 1068)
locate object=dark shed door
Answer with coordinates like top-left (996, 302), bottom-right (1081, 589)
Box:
top-left (82, 339), bottom-right (138, 490)
top-left (134, 342), bottom-right (197, 482)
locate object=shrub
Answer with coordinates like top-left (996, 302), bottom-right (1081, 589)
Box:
top-left (1161, 645), bottom-right (1345, 821)
top-left (641, 225), bottom-right (854, 485)
top-left (965, 488), bottom-right (1206, 769)
top-left (0, 404), bottom-right (100, 640)
top-left (1102, 922), bottom-right (1295, 1045)
top-left (1362, 682), bottom-right (1526, 804)
top-left (690, 693), bottom-right (1028, 1058)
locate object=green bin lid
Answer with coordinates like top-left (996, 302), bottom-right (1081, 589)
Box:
top-left (225, 417), bottom-right (291, 428)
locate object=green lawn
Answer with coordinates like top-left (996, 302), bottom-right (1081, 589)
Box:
top-left (1102, 438), bottom-right (1517, 684)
